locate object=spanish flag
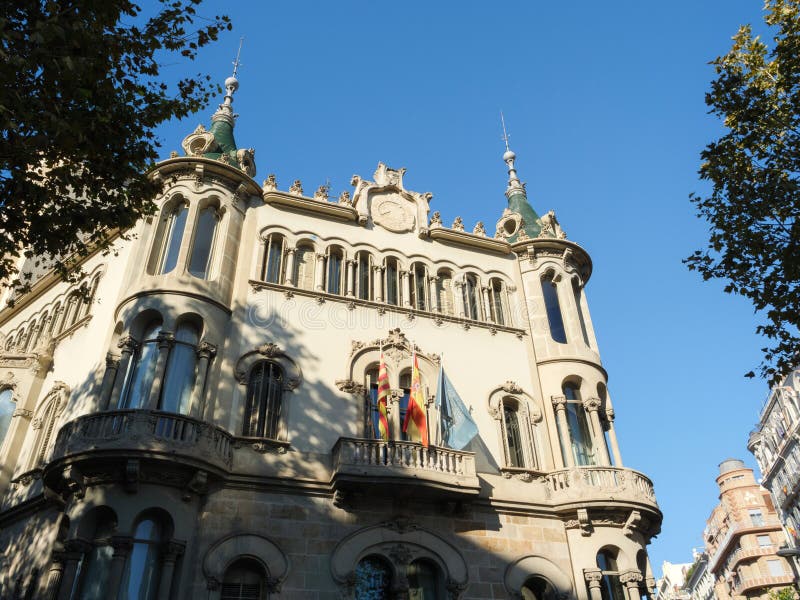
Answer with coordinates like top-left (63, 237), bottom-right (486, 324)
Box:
top-left (375, 353), bottom-right (390, 441)
top-left (402, 353), bottom-right (429, 447)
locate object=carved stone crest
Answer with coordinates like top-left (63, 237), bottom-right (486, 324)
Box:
top-left (370, 192), bottom-right (415, 233)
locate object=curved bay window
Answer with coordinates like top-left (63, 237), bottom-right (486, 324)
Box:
top-left (0, 388), bottom-right (14, 448)
top-left (293, 245), bottom-right (315, 291)
top-left (542, 274), bottom-right (567, 343)
top-left (121, 320), bottom-right (162, 410)
top-left (354, 556), bottom-right (392, 599)
top-left (119, 515), bottom-right (166, 600)
top-left (154, 202), bottom-right (188, 275)
top-left (326, 247), bottom-right (345, 295)
top-left (596, 549), bottom-right (626, 600)
top-left (563, 383), bottom-right (595, 466)
top-left (188, 205), bottom-right (220, 279)
top-left (462, 274), bottom-right (481, 320)
top-left (410, 263), bottom-right (428, 311)
top-left (261, 234), bottom-right (286, 284)
top-left (244, 362), bottom-right (283, 439)
top-left (502, 401), bottom-right (526, 468)
top-left (436, 271), bottom-right (454, 316)
top-left (385, 257), bottom-right (400, 306)
top-left (407, 559), bottom-right (445, 599)
top-left (221, 558), bottom-right (268, 600)
top-left (356, 251), bottom-right (374, 301)
top-left (160, 322), bottom-right (199, 414)
top-left (489, 278), bottom-right (506, 326)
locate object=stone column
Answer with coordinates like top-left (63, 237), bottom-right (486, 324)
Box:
top-left (583, 397), bottom-right (611, 466)
top-left (314, 253), bottom-right (326, 292)
top-left (189, 342), bottom-right (217, 419)
top-left (373, 266), bottom-right (384, 303)
top-left (97, 352), bottom-right (121, 412)
top-left (606, 408), bottom-right (623, 467)
top-left (55, 539), bottom-right (91, 600)
top-left (453, 281), bottom-right (466, 318)
top-left (390, 390), bottom-right (402, 440)
top-left (147, 332), bottom-right (174, 410)
top-left (156, 541), bottom-right (186, 600)
top-left (401, 271), bottom-right (412, 308)
top-left (346, 260), bottom-right (356, 297)
top-left (481, 286), bottom-right (492, 322)
top-left (108, 537), bottom-right (133, 600)
top-left (620, 570), bottom-right (643, 600)
top-left (44, 551), bottom-right (65, 600)
top-left (283, 247), bottom-right (297, 286)
top-left (428, 276), bottom-right (439, 313)
top-left (551, 396), bottom-right (574, 468)
top-left (109, 336), bottom-right (138, 410)
top-left (584, 568), bottom-right (604, 600)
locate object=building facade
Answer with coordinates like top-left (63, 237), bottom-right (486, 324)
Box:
top-left (0, 74), bottom-right (662, 599)
top-left (654, 561), bottom-right (690, 600)
top-left (703, 459), bottom-right (793, 600)
top-left (684, 551), bottom-right (714, 600)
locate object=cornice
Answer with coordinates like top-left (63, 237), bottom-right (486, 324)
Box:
top-left (427, 226), bottom-right (512, 255)
top-left (151, 157), bottom-right (262, 197)
top-left (262, 190), bottom-right (359, 223)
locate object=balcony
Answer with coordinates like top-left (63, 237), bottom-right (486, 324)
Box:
top-left (732, 573), bottom-right (794, 595)
top-left (724, 545), bottom-right (779, 572)
top-left (46, 410), bottom-right (234, 490)
top-left (545, 466), bottom-right (658, 508)
top-left (708, 517), bottom-right (784, 572)
top-left (331, 438), bottom-right (481, 501)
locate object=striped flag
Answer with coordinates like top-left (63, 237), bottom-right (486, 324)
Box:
top-left (402, 353), bottom-right (429, 447)
top-left (375, 352), bottom-right (390, 441)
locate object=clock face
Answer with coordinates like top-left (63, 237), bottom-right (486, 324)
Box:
top-left (370, 192), bottom-right (415, 232)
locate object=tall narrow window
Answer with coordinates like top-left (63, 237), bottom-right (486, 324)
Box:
top-left (75, 514), bottom-right (116, 600)
top-left (503, 402), bottom-right (526, 468)
top-left (563, 383), bottom-right (595, 466)
top-left (411, 263), bottom-right (428, 310)
top-left (221, 558), bottom-right (268, 600)
top-left (157, 203), bottom-right (188, 275)
top-left (63, 293), bottom-right (81, 330)
top-left (357, 252), bottom-right (373, 301)
top-left (293, 245), bottom-right (315, 291)
top-left (407, 559), bottom-right (445, 599)
top-left (160, 322), bottom-right (200, 414)
top-left (121, 320), bottom-right (162, 410)
top-left (490, 279), bottom-right (506, 326)
top-left (188, 206), bottom-right (219, 279)
top-left (0, 389), bottom-right (14, 448)
top-left (81, 276), bottom-right (101, 319)
top-left (385, 258), bottom-right (400, 306)
top-left (542, 274), bottom-right (567, 343)
top-left (436, 271), bottom-right (454, 316)
top-left (31, 396), bottom-right (61, 466)
top-left (354, 556), bottom-right (392, 599)
top-left (463, 274), bottom-right (481, 320)
top-left (596, 550), bottom-right (626, 600)
top-left (120, 517), bottom-right (164, 600)
top-left (262, 234), bottom-right (285, 284)
top-left (326, 247), bottom-right (344, 295)
top-left (399, 370), bottom-right (412, 441)
top-left (365, 367), bottom-right (381, 439)
top-left (244, 362), bottom-right (283, 439)
top-left (48, 303), bottom-right (61, 337)
top-left (573, 280), bottom-right (590, 346)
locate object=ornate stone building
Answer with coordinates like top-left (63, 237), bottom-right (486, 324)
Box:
top-left (0, 72), bottom-right (662, 599)
top-left (702, 459), bottom-right (793, 600)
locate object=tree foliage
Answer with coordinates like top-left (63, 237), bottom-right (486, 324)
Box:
top-left (687, 0), bottom-right (800, 383)
top-left (0, 0), bottom-right (230, 289)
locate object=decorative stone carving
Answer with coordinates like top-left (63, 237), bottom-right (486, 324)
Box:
top-left (373, 162), bottom-right (406, 188)
top-left (584, 568), bottom-right (603, 587)
top-left (551, 395), bottom-right (567, 410)
top-left (577, 508), bottom-right (592, 536)
top-left (472, 221), bottom-right (486, 236)
top-left (451, 216), bottom-right (464, 232)
top-left (386, 543), bottom-right (413, 566)
top-left (13, 408), bottom-right (33, 419)
top-left (235, 147), bottom-right (256, 177)
top-left (582, 397), bottom-right (602, 412)
top-left (257, 343), bottom-right (281, 358)
top-left (181, 124), bottom-right (217, 156)
top-left (623, 510), bottom-right (643, 538)
top-left (262, 174), bottom-right (277, 192)
top-left (371, 192), bottom-right (415, 233)
top-left (335, 379), bottom-right (366, 395)
top-left (289, 179), bottom-right (304, 196)
top-left (338, 190), bottom-right (352, 206)
top-left (314, 184), bottom-right (330, 201)
top-left (619, 570), bottom-right (643, 585)
top-left (517, 227), bottom-right (530, 241)
top-left (430, 211), bottom-right (442, 227)
top-left (501, 381), bottom-right (523, 394)
top-left (197, 342), bottom-right (218, 360)
top-left (383, 516), bottom-right (419, 534)
top-left (539, 209), bottom-right (567, 239)
top-left (234, 343), bottom-right (302, 389)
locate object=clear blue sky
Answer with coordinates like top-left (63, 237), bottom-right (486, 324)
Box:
top-left (152, 0), bottom-right (775, 577)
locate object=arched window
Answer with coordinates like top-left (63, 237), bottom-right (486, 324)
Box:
top-left (293, 245), bottom-right (315, 291)
top-left (573, 280), bottom-right (590, 346)
top-left (244, 362), bottom-right (283, 439)
top-left (521, 576), bottom-right (558, 600)
top-left (74, 511), bottom-right (117, 600)
top-left (63, 292), bottom-right (81, 330)
top-left (489, 278), bottom-right (506, 326)
top-left (4, 335), bottom-right (14, 351)
top-left (155, 202), bottom-right (188, 275)
top-left (399, 370), bottom-right (412, 441)
top-left (120, 515), bottom-right (166, 600)
top-left (30, 312), bottom-right (49, 350)
top-left (385, 258), bottom-right (400, 306)
top-left (365, 366), bottom-right (381, 439)
top-left (261, 233), bottom-right (286, 284)
top-left (21, 323), bottom-right (36, 352)
top-left (436, 271), bottom-right (454, 316)
top-left (0, 389), bottom-right (15, 448)
top-left (410, 263), bottom-right (428, 311)
top-left (48, 302), bottom-right (62, 337)
top-left (462, 274), bottom-right (481, 320)
top-left (356, 251), bottom-right (374, 301)
top-left (354, 556), bottom-right (392, 599)
top-left (542, 274), bottom-right (566, 343)
top-left (563, 383), bottom-right (595, 466)
top-left (503, 401), bottom-right (526, 468)
top-left (407, 559), bottom-right (445, 599)
top-left (326, 246), bottom-right (345, 295)
top-left (81, 277), bottom-right (100, 319)
top-left (160, 322), bottom-right (200, 414)
top-left (188, 205), bottom-right (219, 279)
top-left (30, 393), bottom-right (63, 467)
top-left (596, 549), bottom-right (625, 600)
top-left (597, 383), bottom-right (614, 465)
top-left (221, 558), bottom-right (268, 600)
top-left (121, 320), bottom-right (162, 410)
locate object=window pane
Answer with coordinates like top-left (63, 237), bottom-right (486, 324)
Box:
top-left (0, 389), bottom-right (14, 447)
top-left (542, 276), bottom-right (567, 343)
top-left (504, 404), bottom-right (525, 468)
top-left (264, 236), bottom-right (284, 284)
top-left (464, 275), bottom-right (480, 319)
top-left (491, 281), bottom-right (505, 326)
top-left (158, 204), bottom-right (188, 275)
top-left (437, 274), bottom-right (453, 315)
top-left (76, 544), bottom-right (113, 600)
top-left (574, 282), bottom-right (591, 346)
top-left (767, 559), bottom-right (784, 576)
top-left (294, 247), bottom-right (314, 290)
top-left (386, 260), bottom-right (398, 305)
top-left (407, 559), bottom-right (441, 600)
top-left (566, 402), bottom-right (594, 466)
top-left (160, 324), bottom-right (199, 414)
top-left (123, 322), bottom-right (162, 410)
top-left (327, 251), bottom-right (342, 294)
top-left (358, 254), bottom-right (372, 300)
top-left (414, 265), bottom-right (427, 310)
top-left (244, 362), bottom-right (282, 438)
top-left (188, 207), bottom-right (218, 279)
top-left (354, 556), bottom-right (391, 600)
top-left (120, 541), bottom-right (161, 600)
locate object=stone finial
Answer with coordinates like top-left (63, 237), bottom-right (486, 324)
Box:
top-left (289, 180), bottom-right (304, 196)
top-left (539, 209), bottom-right (567, 239)
top-left (263, 174), bottom-right (277, 192)
top-left (472, 221), bottom-right (486, 236)
top-left (430, 211), bottom-right (442, 227)
top-left (169, 150), bottom-right (179, 158)
top-left (314, 184), bottom-right (330, 202)
top-left (451, 216), bottom-right (464, 232)
top-left (338, 190), bottom-right (352, 206)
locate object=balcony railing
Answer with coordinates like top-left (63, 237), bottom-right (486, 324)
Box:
top-left (545, 466), bottom-right (658, 506)
top-left (52, 410), bottom-right (234, 472)
top-left (723, 545), bottom-right (778, 573)
top-left (708, 517), bottom-right (785, 572)
top-left (732, 573), bottom-right (794, 595)
top-left (331, 437), bottom-right (480, 499)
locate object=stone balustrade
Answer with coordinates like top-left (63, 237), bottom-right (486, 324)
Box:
top-left (546, 466), bottom-right (658, 507)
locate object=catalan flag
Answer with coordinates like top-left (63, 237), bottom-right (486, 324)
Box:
top-left (402, 353), bottom-right (429, 447)
top-left (375, 352), bottom-right (390, 441)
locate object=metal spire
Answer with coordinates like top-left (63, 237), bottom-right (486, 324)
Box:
top-left (232, 36), bottom-right (244, 79)
top-left (501, 111), bottom-right (511, 152)
top-left (500, 111), bottom-right (522, 190)
top-left (213, 38), bottom-right (244, 125)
